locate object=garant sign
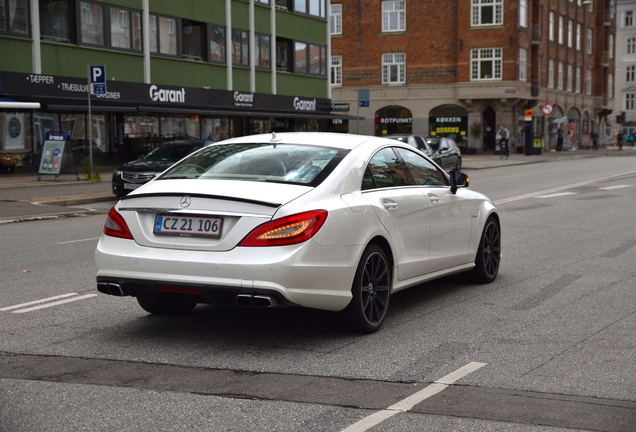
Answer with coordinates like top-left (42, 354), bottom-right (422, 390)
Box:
top-left (293, 97), bottom-right (317, 111)
top-left (149, 85), bottom-right (186, 103)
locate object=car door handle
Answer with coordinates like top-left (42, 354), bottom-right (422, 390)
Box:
top-left (382, 200), bottom-right (398, 210)
top-left (427, 193), bottom-right (440, 203)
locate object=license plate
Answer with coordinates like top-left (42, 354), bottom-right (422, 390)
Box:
top-left (124, 183), bottom-right (141, 190)
top-left (154, 215), bottom-right (223, 238)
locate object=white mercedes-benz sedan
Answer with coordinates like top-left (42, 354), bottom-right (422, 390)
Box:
top-left (95, 132), bottom-right (500, 333)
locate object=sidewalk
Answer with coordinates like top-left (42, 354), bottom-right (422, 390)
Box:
top-left (1, 147), bottom-right (634, 223)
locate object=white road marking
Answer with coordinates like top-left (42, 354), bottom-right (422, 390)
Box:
top-left (340, 362), bottom-right (487, 432)
top-left (599, 184), bottom-right (631, 190)
top-left (534, 192), bottom-right (577, 198)
top-left (494, 171), bottom-right (636, 205)
top-left (0, 293), bottom-right (79, 311)
top-left (12, 294), bottom-right (98, 313)
top-left (57, 237), bottom-right (101, 245)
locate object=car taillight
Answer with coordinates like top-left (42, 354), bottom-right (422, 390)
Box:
top-left (239, 210), bottom-right (328, 247)
top-left (103, 207), bottom-right (134, 240)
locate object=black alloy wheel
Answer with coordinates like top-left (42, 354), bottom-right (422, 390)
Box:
top-left (137, 297), bottom-right (197, 315)
top-left (343, 244), bottom-right (391, 333)
top-left (462, 216), bottom-right (501, 283)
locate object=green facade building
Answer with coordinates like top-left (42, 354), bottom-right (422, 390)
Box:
top-left (0, 0), bottom-right (347, 166)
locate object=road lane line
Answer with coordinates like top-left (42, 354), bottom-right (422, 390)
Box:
top-left (494, 171), bottom-right (636, 205)
top-left (12, 294), bottom-right (98, 313)
top-left (599, 185), bottom-right (631, 190)
top-left (534, 192), bottom-right (577, 198)
top-left (0, 293), bottom-right (79, 311)
top-left (340, 362), bottom-right (487, 432)
top-left (57, 237), bottom-right (101, 245)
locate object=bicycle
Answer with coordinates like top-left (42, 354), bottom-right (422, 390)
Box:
top-left (499, 140), bottom-right (509, 159)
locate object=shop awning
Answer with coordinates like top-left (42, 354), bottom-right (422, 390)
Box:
top-left (136, 105), bottom-right (364, 120)
top-left (0, 98), bottom-right (41, 109)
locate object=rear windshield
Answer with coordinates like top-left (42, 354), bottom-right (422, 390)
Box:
top-left (425, 139), bottom-right (441, 151)
top-left (143, 144), bottom-right (200, 161)
top-left (158, 143), bottom-right (346, 186)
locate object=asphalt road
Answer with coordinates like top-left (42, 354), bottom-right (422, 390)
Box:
top-left (0, 155), bottom-right (635, 431)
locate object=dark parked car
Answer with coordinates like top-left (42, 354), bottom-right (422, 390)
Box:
top-left (112, 140), bottom-right (208, 197)
top-left (385, 134), bottom-right (433, 157)
top-left (425, 137), bottom-right (462, 171)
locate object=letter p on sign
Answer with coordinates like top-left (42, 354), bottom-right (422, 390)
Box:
top-left (90, 66), bottom-right (106, 84)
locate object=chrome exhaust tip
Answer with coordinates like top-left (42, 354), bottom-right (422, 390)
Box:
top-left (236, 294), bottom-right (277, 308)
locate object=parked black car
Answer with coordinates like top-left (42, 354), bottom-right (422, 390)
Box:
top-left (425, 137), bottom-right (462, 171)
top-left (385, 134), bottom-right (433, 157)
top-left (112, 140), bottom-right (208, 197)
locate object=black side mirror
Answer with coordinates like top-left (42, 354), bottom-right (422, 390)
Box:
top-left (449, 170), bottom-right (469, 194)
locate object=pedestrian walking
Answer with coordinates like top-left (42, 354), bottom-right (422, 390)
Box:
top-left (591, 130), bottom-right (599, 151)
top-left (556, 128), bottom-right (564, 151)
top-left (617, 132), bottom-right (624, 151)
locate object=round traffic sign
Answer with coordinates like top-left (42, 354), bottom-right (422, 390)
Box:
top-left (541, 103), bottom-right (554, 115)
top-left (567, 123), bottom-right (575, 131)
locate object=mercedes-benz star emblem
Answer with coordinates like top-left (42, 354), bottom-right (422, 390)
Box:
top-left (180, 195), bottom-right (192, 208)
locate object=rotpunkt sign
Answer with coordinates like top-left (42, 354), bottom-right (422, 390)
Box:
top-left (149, 85), bottom-right (186, 103)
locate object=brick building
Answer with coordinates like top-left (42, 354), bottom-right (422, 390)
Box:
top-left (330, 0), bottom-right (616, 152)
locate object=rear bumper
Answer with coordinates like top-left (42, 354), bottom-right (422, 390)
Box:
top-left (95, 235), bottom-right (362, 311)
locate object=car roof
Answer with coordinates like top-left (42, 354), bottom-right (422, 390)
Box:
top-left (216, 132), bottom-right (397, 151)
top-left (159, 140), bottom-right (207, 147)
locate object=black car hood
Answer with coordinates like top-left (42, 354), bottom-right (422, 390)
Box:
top-left (116, 159), bottom-right (175, 172)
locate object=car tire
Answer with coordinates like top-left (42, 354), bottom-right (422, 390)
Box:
top-left (462, 216), bottom-right (500, 283)
top-left (136, 297), bottom-right (197, 316)
top-left (455, 157), bottom-right (462, 171)
top-left (342, 244), bottom-right (391, 333)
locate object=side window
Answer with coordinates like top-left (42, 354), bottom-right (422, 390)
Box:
top-left (364, 148), bottom-right (410, 189)
top-left (440, 139), bottom-right (449, 150)
top-left (396, 148), bottom-right (448, 186)
top-left (407, 136), bottom-right (418, 149)
top-left (412, 135), bottom-right (426, 150)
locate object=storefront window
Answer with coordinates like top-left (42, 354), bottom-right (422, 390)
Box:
top-left (209, 25), bottom-right (225, 63)
top-left (62, 112), bottom-right (107, 153)
top-left (80, 1), bottom-right (104, 46)
top-left (375, 106), bottom-right (413, 136)
top-left (0, 112), bottom-right (30, 150)
top-left (39, 0), bottom-right (72, 43)
top-left (0, 0), bottom-right (29, 35)
top-left (202, 118), bottom-right (234, 141)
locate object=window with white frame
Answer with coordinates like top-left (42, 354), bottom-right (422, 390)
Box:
top-left (330, 4), bottom-right (342, 35)
top-left (628, 37), bottom-right (636, 54)
top-left (471, 48), bottom-right (502, 80)
top-left (519, 48), bottom-right (527, 81)
top-left (627, 65), bottom-right (635, 82)
top-left (609, 34), bottom-right (614, 58)
top-left (576, 67), bottom-right (581, 93)
top-left (549, 12), bottom-right (554, 41)
top-left (608, 73), bottom-right (613, 98)
top-left (568, 20), bottom-right (573, 47)
top-left (382, 53), bottom-right (405, 84)
top-left (331, 55), bottom-right (342, 85)
top-left (626, 10), bottom-right (634, 27)
top-left (588, 1), bottom-right (593, 12)
top-left (548, 59), bottom-right (554, 88)
top-left (471, 0), bottom-right (503, 26)
top-left (626, 93), bottom-right (636, 110)
top-left (557, 62), bottom-right (563, 89)
top-left (567, 64), bottom-right (573, 91)
top-left (520, 0), bottom-right (527, 27)
top-left (576, 23), bottom-right (581, 50)
top-left (382, 1), bottom-right (405, 32)
top-left (587, 28), bottom-right (593, 54)
top-left (558, 16), bottom-right (564, 44)
top-left (586, 69), bottom-right (592, 94)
